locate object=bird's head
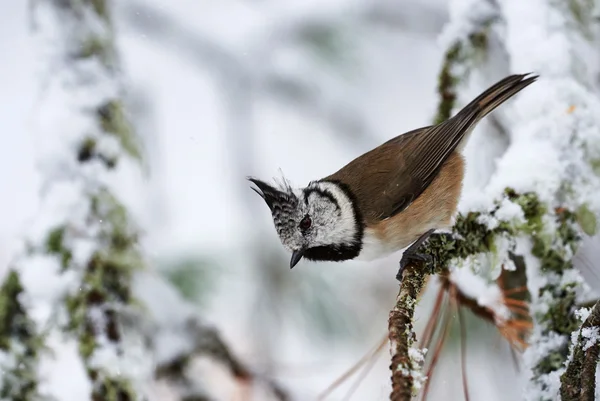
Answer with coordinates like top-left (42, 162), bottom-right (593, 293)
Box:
top-left (248, 177), bottom-right (363, 268)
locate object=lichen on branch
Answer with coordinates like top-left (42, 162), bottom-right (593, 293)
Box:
top-left (560, 301), bottom-right (600, 401)
top-left (388, 187), bottom-right (583, 399)
top-left (389, 264), bottom-right (427, 401)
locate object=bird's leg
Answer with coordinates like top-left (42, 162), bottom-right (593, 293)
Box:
top-left (396, 229), bottom-right (435, 281)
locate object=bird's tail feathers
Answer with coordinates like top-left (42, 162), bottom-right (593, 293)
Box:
top-left (460, 73), bottom-right (538, 124)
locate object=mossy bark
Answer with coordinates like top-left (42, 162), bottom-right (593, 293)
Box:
top-left (388, 188), bottom-right (582, 400)
top-left (560, 301), bottom-right (600, 401)
top-left (389, 265), bottom-right (427, 400)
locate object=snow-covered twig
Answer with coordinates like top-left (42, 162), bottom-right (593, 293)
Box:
top-left (436, 0), bottom-right (600, 398)
top-left (436, 0), bottom-right (500, 124)
top-left (389, 263), bottom-right (428, 401)
top-left (560, 302), bottom-right (600, 401)
top-left (493, 0), bottom-right (600, 398)
top-left (0, 0), bottom-right (154, 399)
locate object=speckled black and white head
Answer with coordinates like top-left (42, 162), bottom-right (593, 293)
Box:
top-left (248, 177), bottom-right (364, 268)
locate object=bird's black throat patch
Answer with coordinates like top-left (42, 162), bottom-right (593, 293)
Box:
top-left (303, 243), bottom-right (362, 262)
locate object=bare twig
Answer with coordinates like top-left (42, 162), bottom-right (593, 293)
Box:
top-left (389, 262), bottom-right (428, 401)
top-left (318, 334), bottom-right (387, 400)
top-left (456, 301), bottom-right (470, 401)
top-left (153, 317), bottom-right (290, 401)
top-left (560, 300), bottom-right (600, 401)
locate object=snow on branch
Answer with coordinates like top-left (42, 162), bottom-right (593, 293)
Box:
top-left (560, 302), bottom-right (600, 400)
top-left (390, 2), bottom-right (600, 396)
top-left (389, 264), bottom-right (428, 401)
top-left (1, 0), bottom-right (152, 399)
top-left (436, 0), bottom-right (500, 124)
top-left (492, 0), bottom-right (600, 399)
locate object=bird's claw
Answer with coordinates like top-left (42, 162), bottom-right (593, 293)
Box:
top-left (396, 252), bottom-right (434, 281)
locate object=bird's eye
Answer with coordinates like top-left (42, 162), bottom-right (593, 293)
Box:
top-left (299, 215), bottom-right (312, 231)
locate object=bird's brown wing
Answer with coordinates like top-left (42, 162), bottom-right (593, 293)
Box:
top-left (325, 73), bottom-right (538, 224)
top-left (325, 123), bottom-right (464, 224)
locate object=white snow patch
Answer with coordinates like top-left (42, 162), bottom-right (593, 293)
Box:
top-left (449, 267), bottom-right (511, 323)
top-left (438, 0), bottom-right (497, 49)
top-left (495, 198), bottom-right (525, 223)
top-left (581, 327), bottom-right (600, 351)
top-left (575, 307), bottom-right (592, 323)
top-left (38, 332), bottom-right (91, 401)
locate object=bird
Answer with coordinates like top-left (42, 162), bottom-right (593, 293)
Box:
top-left (248, 73), bottom-right (538, 280)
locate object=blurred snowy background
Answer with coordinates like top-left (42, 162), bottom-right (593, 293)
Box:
top-left (2, 1), bottom-right (598, 401)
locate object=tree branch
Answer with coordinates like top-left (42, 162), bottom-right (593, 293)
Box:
top-left (155, 318), bottom-right (290, 401)
top-left (560, 301), bottom-right (600, 401)
top-left (389, 262), bottom-right (428, 401)
top-left (132, 271), bottom-right (290, 401)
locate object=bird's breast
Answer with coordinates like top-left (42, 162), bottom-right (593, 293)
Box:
top-left (356, 225), bottom-right (427, 261)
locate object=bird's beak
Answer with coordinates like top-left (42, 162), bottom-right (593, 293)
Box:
top-left (290, 248), bottom-right (305, 269)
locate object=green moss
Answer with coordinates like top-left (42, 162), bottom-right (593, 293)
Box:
top-left (418, 189), bottom-right (582, 394)
top-left (45, 226), bottom-right (73, 269)
top-left (469, 31), bottom-right (488, 51)
top-left (575, 204), bottom-right (597, 236)
top-left (0, 271), bottom-right (26, 350)
top-left (568, 0), bottom-right (595, 38)
top-left (422, 191), bottom-right (549, 273)
top-left (45, 226), bottom-right (65, 254)
top-left (536, 346), bottom-right (569, 374)
top-left (96, 100), bottom-right (141, 160)
top-left (78, 137), bottom-right (97, 162)
top-left (434, 43), bottom-right (462, 125)
top-left (0, 271), bottom-right (43, 400)
top-left (78, 36), bottom-right (110, 61)
top-left (89, 0), bottom-right (107, 19)
top-left (590, 159), bottom-right (600, 176)
top-left (540, 284), bottom-right (579, 334)
top-left (78, 328), bottom-right (97, 360)
top-left (433, 19), bottom-right (495, 125)
top-left (91, 376), bottom-right (136, 401)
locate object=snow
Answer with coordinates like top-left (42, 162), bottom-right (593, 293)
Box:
top-left (523, 331), bottom-right (567, 400)
top-left (492, 0), bottom-right (600, 398)
top-left (449, 267), bottom-right (512, 323)
top-left (575, 307), bottom-right (592, 323)
top-left (132, 270), bottom-right (200, 365)
top-left (492, 234), bottom-right (516, 275)
top-left (38, 334), bottom-right (91, 401)
top-left (17, 254), bottom-right (76, 327)
top-left (494, 198), bottom-right (525, 223)
top-left (408, 347), bottom-right (428, 391)
top-left (441, 0), bottom-right (600, 398)
top-left (580, 327), bottom-right (600, 351)
top-left (438, 0), bottom-right (497, 49)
